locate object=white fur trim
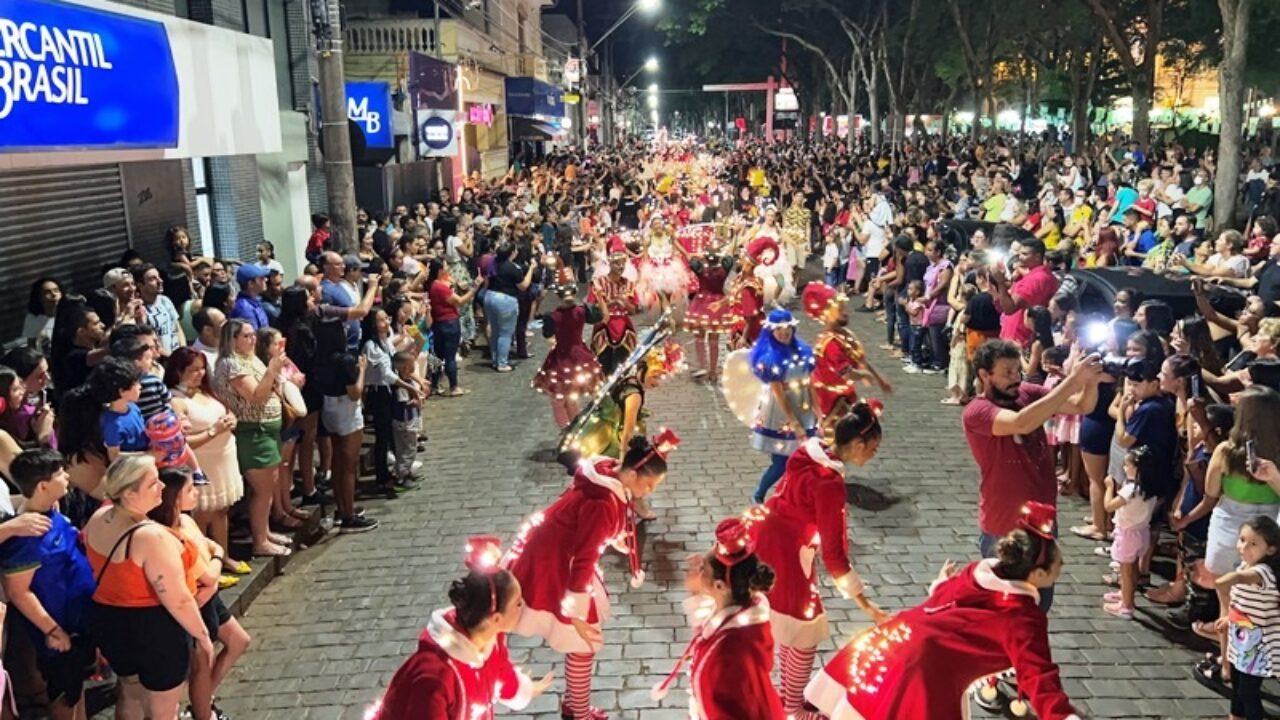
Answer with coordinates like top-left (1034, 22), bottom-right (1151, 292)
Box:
top-left (500, 668), bottom-right (535, 710)
top-left (701, 596), bottom-right (771, 638)
top-left (973, 558), bottom-right (1041, 603)
top-left (832, 569), bottom-right (865, 599)
top-left (513, 604), bottom-right (603, 654)
top-left (805, 668), bottom-right (868, 720)
top-left (769, 610), bottom-right (830, 650)
top-left (561, 591), bottom-right (592, 621)
top-left (802, 437), bottom-right (844, 472)
top-left (579, 457), bottom-right (629, 502)
top-left (426, 608), bottom-right (491, 667)
top-left (682, 594), bottom-right (718, 629)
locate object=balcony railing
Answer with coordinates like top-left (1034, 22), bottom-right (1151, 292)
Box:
top-left (345, 18), bottom-right (439, 55)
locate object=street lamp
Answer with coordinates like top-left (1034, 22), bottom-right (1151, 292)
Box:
top-left (619, 58), bottom-right (659, 91)
top-left (643, 56), bottom-right (659, 72)
top-left (647, 95), bottom-right (659, 109)
top-left (591, 0), bottom-right (662, 54)
top-left (648, 82), bottom-right (658, 94)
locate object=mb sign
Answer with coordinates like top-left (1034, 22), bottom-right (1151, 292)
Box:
top-left (345, 81), bottom-right (392, 148)
top-left (0, 0), bottom-right (179, 151)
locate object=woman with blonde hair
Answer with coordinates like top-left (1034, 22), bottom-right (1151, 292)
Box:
top-left (83, 455), bottom-right (213, 720)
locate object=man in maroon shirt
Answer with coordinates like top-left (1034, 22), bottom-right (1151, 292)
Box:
top-left (962, 340), bottom-right (1102, 610)
top-left (992, 239), bottom-right (1059, 345)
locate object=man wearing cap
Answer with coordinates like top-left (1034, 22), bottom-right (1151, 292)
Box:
top-left (320, 251), bottom-right (364, 349)
top-left (231, 264), bottom-right (272, 331)
top-left (802, 284), bottom-right (891, 439)
top-left (132, 263), bottom-right (184, 356)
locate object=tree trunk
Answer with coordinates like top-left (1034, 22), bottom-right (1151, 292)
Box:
top-left (1131, 73), bottom-right (1154, 146)
top-left (1068, 48), bottom-right (1089, 149)
top-left (971, 81), bottom-right (982, 142)
top-left (1214, 0), bottom-right (1254, 229)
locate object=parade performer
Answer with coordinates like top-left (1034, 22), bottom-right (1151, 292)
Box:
top-left (805, 502), bottom-right (1083, 720)
top-left (685, 247), bottom-right (735, 382)
top-left (782, 191), bottom-right (812, 283)
top-left (637, 218), bottom-right (698, 314)
top-left (727, 237), bottom-right (776, 350)
top-left (650, 517), bottom-right (786, 719)
top-left (373, 536), bottom-right (554, 720)
top-left (748, 403), bottom-right (888, 718)
top-left (505, 432), bottom-right (679, 720)
top-left (752, 209), bottom-right (795, 305)
top-left (591, 235), bottom-right (637, 284)
top-left (533, 284), bottom-right (607, 428)
top-left (587, 246), bottom-right (641, 376)
top-left (561, 337), bottom-right (683, 521)
top-left (723, 308), bottom-right (819, 504)
top-left (800, 283), bottom-right (893, 439)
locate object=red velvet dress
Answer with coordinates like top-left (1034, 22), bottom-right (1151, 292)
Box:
top-left (728, 274), bottom-right (765, 349)
top-left (749, 438), bottom-right (863, 650)
top-left (811, 328), bottom-right (865, 416)
top-left (505, 459), bottom-right (632, 653)
top-left (688, 600), bottom-right (786, 720)
top-left (532, 304), bottom-right (606, 400)
top-left (375, 609), bottom-right (533, 720)
top-left (805, 560), bottom-right (1082, 720)
top-left (685, 263), bottom-right (734, 335)
top-left (586, 275), bottom-right (639, 375)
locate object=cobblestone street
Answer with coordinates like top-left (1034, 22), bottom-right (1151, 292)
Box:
top-left (214, 301), bottom-right (1230, 720)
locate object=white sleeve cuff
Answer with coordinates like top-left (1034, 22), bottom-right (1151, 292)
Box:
top-left (832, 569), bottom-right (865, 599)
top-left (682, 594), bottom-right (716, 629)
top-left (500, 668), bottom-right (535, 710)
top-left (560, 591), bottom-right (591, 621)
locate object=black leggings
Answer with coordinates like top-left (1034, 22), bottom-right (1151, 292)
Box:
top-left (1231, 668), bottom-right (1266, 720)
top-left (365, 385), bottom-right (394, 485)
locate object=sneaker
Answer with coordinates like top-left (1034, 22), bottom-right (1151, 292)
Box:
top-left (299, 490), bottom-right (333, 507)
top-left (339, 515), bottom-right (379, 533)
top-left (922, 366), bottom-right (944, 375)
top-left (395, 476), bottom-right (420, 491)
top-left (1103, 601), bottom-right (1134, 619)
top-left (903, 364), bottom-right (923, 374)
top-left (530, 319), bottom-right (543, 329)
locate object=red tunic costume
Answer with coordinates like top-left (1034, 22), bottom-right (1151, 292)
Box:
top-left (811, 328), bottom-right (865, 416)
top-left (586, 274), bottom-right (640, 376)
top-left (375, 608), bottom-right (534, 720)
top-left (685, 261), bottom-right (735, 335)
top-left (728, 273), bottom-right (765, 350)
top-left (685, 599), bottom-right (786, 720)
top-left (532, 304), bottom-right (606, 400)
top-left (750, 437), bottom-right (863, 649)
top-left (504, 458), bottom-right (635, 654)
top-left (805, 559), bottom-right (1081, 720)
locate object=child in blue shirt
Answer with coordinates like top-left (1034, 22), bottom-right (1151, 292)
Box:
top-left (0, 449), bottom-right (97, 718)
top-left (89, 358), bottom-right (148, 460)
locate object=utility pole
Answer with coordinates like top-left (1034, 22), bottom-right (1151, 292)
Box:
top-left (310, 0), bottom-right (358, 253)
top-left (576, 0), bottom-right (588, 149)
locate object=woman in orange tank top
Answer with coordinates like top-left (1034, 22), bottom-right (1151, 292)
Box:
top-left (150, 467), bottom-right (252, 720)
top-left (82, 455), bottom-right (214, 720)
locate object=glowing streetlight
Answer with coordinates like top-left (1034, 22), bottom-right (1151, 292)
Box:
top-left (638, 0), bottom-right (660, 13)
top-left (647, 95), bottom-right (659, 109)
top-left (644, 56), bottom-right (659, 72)
top-left (648, 83), bottom-right (658, 94)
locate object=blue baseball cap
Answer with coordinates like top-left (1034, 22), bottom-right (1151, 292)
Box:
top-left (236, 263), bottom-right (272, 285)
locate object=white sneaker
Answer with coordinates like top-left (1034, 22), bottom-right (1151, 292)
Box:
top-left (903, 364), bottom-right (923, 374)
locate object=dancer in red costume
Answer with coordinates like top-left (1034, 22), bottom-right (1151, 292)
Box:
top-left (748, 402), bottom-right (888, 719)
top-left (805, 502), bottom-right (1084, 720)
top-left (373, 536), bottom-right (554, 720)
top-left (650, 517), bottom-right (785, 719)
top-left (586, 244), bottom-right (640, 376)
top-left (800, 283), bottom-right (893, 438)
top-left (533, 284), bottom-right (607, 428)
top-left (505, 431), bottom-right (680, 720)
top-left (728, 237), bottom-right (776, 350)
top-left (685, 247), bottom-right (735, 382)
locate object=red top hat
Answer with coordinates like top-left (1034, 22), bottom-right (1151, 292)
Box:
top-left (712, 517), bottom-right (755, 567)
top-left (1018, 501), bottom-right (1057, 541)
top-left (745, 236), bottom-right (780, 266)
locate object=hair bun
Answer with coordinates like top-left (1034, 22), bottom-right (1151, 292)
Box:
top-left (447, 578), bottom-right (469, 609)
top-left (627, 435), bottom-right (652, 454)
top-left (749, 562), bottom-right (776, 594)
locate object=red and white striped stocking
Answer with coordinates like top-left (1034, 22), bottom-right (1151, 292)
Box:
top-left (778, 644), bottom-right (818, 715)
top-left (564, 652), bottom-right (595, 719)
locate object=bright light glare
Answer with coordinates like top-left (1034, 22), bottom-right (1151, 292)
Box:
top-left (638, 0), bottom-right (660, 12)
top-left (647, 95), bottom-right (658, 109)
top-left (1261, 104), bottom-right (1276, 118)
top-left (955, 111), bottom-right (975, 123)
top-left (648, 83), bottom-right (658, 94)
top-left (644, 57), bottom-right (659, 72)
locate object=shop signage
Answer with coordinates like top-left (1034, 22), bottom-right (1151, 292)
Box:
top-left (418, 109), bottom-right (457, 157)
top-left (0, 0), bottom-right (179, 151)
top-left (468, 103), bottom-right (494, 126)
top-left (563, 92), bottom-right (580, 104)
top-left (563, 57), bottom-right (580, 84)
top-left (346, 81), bottom-right (392, 148)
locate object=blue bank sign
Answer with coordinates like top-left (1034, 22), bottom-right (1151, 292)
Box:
top-left (346, 81), bottom-right (392, 149)
top-left (0, 0), bottom-right (180, 151)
